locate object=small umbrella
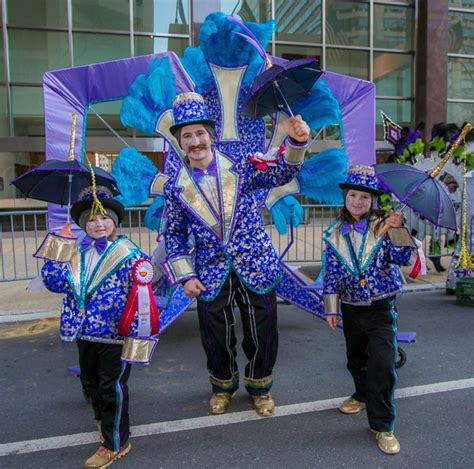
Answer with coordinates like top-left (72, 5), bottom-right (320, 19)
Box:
top-left (10, 113), bottom-right (120, 221)
top-left (375, 123), bottom-right (473, 231)
top-left (241, 58), bottom-right (323, 119)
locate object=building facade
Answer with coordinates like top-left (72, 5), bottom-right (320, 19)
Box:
top-left (0, 0), bottom-right (472, 207)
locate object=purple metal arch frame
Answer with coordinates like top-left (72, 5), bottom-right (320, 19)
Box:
top-left (42, 55), bottom-right (375, 230)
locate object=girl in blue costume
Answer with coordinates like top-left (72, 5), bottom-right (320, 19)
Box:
top-left (40, 186), bottom-right (150, 468)
top-left (323, 165), bottom-right (415, 455)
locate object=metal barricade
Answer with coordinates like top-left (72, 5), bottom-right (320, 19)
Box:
top-left (0, 205), bottom-right (456, 281)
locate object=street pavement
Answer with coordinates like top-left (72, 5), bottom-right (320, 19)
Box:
top-left (0, 289), bottom-right (473, 468)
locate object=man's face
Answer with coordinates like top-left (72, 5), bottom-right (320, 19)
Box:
top-left (179, 124), bottom-right (212, 164)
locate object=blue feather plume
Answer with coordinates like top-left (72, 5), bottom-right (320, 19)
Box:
top-left (144, 196), bottom-right (165, 231)
top-left (181, 13), bottom-right (275, 92)
top-left (111, 147), bottom-right (157, 207)
top-left (292, 78), bottom-right (342, 130)
top-left (298, 148), bottom-right (346, 204)
top-left (120, 57), bottom-right (177, 134)
top-left (270, 195), bottom-right (304, 235)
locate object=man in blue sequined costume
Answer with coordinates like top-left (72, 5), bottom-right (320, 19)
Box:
top-left (161, 92), bottom-right (310, 416)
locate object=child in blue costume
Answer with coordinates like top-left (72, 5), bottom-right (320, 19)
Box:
top-left (323, 165), bottom-right (415, 455)
top-left (40, 186), bottom-right (148, 468)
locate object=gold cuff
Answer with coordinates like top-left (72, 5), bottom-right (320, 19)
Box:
top-left (324, 294), bottom-right (339, 314)
top-left (283, 140), bottom-right (308, 165)
top-left (34, 233), bottom-right (77, 262)
top-left (121, 337), bottom-right (158, 365)
top-left (164, 255), bottom-right (196, 284)
top-left (388, 227), bottom-right (417, 247)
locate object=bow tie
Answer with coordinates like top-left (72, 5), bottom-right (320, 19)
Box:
top-left (340, 219), bottom-right (368, 236)
top-left (80, 236), bottom-right (108, 254)
top-left (192, 161), bottom-right (217, 180)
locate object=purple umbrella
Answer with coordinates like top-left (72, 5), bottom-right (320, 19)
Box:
top-left (376, 163), bottom-right (457, 230)
top-left (241, 58), bottom-right (323, 119)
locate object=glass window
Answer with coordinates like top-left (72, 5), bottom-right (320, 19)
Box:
top-left (72, 0), bottom-right (130, 31)
top-left (275, 44), bottom-right (321, 62)
top-left (0, 86), bottom-right (8, 137)
top-left (73, 33), bottom-right (130, 66)
top-left (448, 57), bottom-right (474, 100)
top-left (374, 52), bottom-right (412, 97)
top-left (376, 99), bottom-right (412, 140)
top-left (134, 35), bottom-right (189, 57)
top-left (326, 49), bottom-right (369, 80)
top-left (326, 0), bottom-right (369, 47)
top-left (7, 0), bottom-right (68, 28)
top-left (9, 30), bottom-right (70, 84)
top-left (11, 86), bottom-right (44, 136)
top-left (134, 0), bottom-right (189, 34)
top-left (87, 100), bottom-right (129, 137)
top-left (448, 101), bottom-right (474, 125)
top-left (449, 11), bottom-right (474, 55)
top-left (213, 0), bottom-right (271, 21)
top-left (275, 0), bottom-right (322, 44)
top-left (374, 4), bottom-right (414, 50)
top-left (449, 1), bottom-right (474, 8)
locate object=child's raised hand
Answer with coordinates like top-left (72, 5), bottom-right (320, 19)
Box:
top-left (385, 210), bottom-right (403, 229)
top-left (59, 222), bottom-right (74, 238)
top-left (287, 115), bottom-right (310, 142)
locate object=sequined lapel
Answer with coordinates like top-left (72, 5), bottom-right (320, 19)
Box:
top-left (175, 163), bottom-right (221, 238)
top-left (215, 152), bottom-right (240, 245)
top-left (86, 237), bottom-right (139, 296)
top-left (325, 224), bottom-right (357, 276)
top-left (359, 221), bottom-right (385, 272)
top-left (66, 251), bottom-right (82, 300)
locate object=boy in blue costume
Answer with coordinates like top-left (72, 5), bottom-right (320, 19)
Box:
top-left (161, 92), bottom-right (310, 416)
top-left (323, 165), bottom-right (416, 455)
top-left (40, 186), bottom-right (150, 468)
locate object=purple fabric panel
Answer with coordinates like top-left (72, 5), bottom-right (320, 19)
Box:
top-left (43, 52), bottom-right (194, 231)
top-left (323, 71), bottom-right (376, 167)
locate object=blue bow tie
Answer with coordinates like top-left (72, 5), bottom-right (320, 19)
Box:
top-left (192, 160), bottom-right (217, 180)
top-left (340, 219), bottom-right (368, 236)
top-left (80, 236), bottom-right (108, 254)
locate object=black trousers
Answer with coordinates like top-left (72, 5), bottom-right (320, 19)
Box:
top-left (77, 339), bottom-right (131, 451)
top-left (197, 270), bottom-right (278, 396)
top-left (341, 299), bottom-right (398, 432)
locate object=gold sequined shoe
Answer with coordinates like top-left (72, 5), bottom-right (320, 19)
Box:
top-left (251, 394), bottom-right (275, 416)
top-left (339, 397), bottom-right (366, 414)
top-left (372, 430), bottom-right (401, 455)
top-left (83, 441), bottom-right (131, 468)
top-left (209, 392), bottom-right (235, 415)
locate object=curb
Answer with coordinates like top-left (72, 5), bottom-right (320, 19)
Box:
top-left (0, 283), bottom-right (446, 324)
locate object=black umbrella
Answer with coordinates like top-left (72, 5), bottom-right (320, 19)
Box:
top-left (241, 58), bottom-right (323, 119)
top-left (11, 112), bottom-right (120, 222)
top-left (11, 159), bottom-right (120, 207)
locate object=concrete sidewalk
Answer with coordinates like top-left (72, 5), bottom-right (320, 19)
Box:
top-left (0, 257), bottom-right (450, 323)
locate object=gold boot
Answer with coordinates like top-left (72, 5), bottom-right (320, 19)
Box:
top-left (84, 441), bottom-right (131, 468)
top-left (251, 394), bottom-right (275, 416)
top-left (372, 430), bottom-right (401, 455)
top-left (339, 397), bottom-right (366, 414)
top-left (209, 392), bottom-right (235, 415)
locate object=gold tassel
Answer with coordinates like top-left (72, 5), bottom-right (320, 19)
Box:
top-left (66, 113), bottom-right (77, 161)
top-left (455, 162), bottom-right (474, 270)
top-left (86, 158), bottom-right (107, 221)
top-left (430, 123), bottom-right (472, 178)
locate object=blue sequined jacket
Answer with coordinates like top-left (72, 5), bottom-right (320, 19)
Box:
top-left (162, 141), bottom-right (307, 301)
top-left (323, 220), bottom-right (415, 312)
top-left (41, 236), bottom-right (146, 344)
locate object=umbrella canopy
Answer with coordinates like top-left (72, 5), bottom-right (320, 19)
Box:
top-left (11, 159), bottom-right (120, 206)
top-left (241, 58), bottom-right (323, 119)
top-left (376, 163), bottom-right (457, 230)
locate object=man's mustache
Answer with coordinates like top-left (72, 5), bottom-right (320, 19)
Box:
top-left (189, 144), bottom-right (209, 152)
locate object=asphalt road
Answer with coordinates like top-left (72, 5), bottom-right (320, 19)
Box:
top-left (0, 291), bottom-right (473, 468)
